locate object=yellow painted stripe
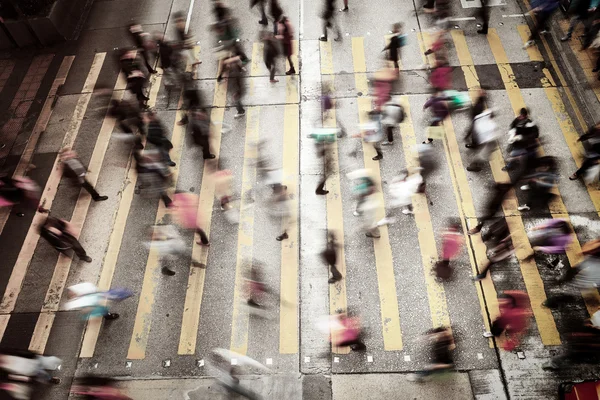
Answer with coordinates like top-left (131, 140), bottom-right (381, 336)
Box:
top-left (352, 37), bottom-right (402, 350)
top-left (488, 28), bottom-right (562, 344)
top-left (29, 74), bottom-right (126, 354)
top-left (178, 80), bottom-right (228, 355)
top-left (79, 71), bottom-right (162, 358)
top-left (279, 74), bottom-right (299, 354)
top-left (230, 107), bottom-right (260, 355)
top-left (251, 42), bottom-right (264, 77)
top-left (418, 32), bottom-right (436, 66)
top-left (399, 97), bottom-right (451, 329)
top-left (0, 56), bottom-right (75, 235)
top-left (0, 53), bottom-right (106, 342)
top-left (449, 30), bottom-right (502, 343)
top-left (127, 61), bottom-right (191, 360)
top-left (320, 41), bottom-right (334, 75)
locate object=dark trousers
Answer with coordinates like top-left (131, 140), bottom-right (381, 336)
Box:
top-left (236, 100), bottom-right (245, 114)
top-left (196, 228), bottom-right (209, 244)
top-left (82, 179), bottom-right (101, 199)
top-left (141, 50), bottom-right (156, 73)
top-left (575, 155), bottom-right (600, 176)
top-left (478, 0), bottom-right (489, 32)
top-left (386, 126), bottom-right (394, 142)
top-left (266, 60), bottom-right (276, 80)
top-left (62, 233), bottom-right (88, 259)
top-left (322, 18), bottom-right (341, 39)
top-left (258, 2), bottom-right (267, 22)
top-left (287, 55), bottom-right (295, 72)
top-left (529, 12), bottom-right (553, 40)
top-left (128, 78), bottom-right (148, 106)
top-left (196, 136), bottom-right (213, 159)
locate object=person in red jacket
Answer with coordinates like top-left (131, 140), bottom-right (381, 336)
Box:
top-left (483, 291), bottom-right (532, 351)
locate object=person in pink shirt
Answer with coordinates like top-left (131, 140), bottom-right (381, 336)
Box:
top-left (436, 223), bottom-right (463, 280)
top-left (171, 192), bottom-right (210, 246)
top-left (483, 291), bottom-right (532, 351)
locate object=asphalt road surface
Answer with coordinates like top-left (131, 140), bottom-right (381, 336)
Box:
top-left (1, 0), bottom-right (600, 398)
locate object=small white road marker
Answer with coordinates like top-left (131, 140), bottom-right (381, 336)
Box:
top-left (197, 359), bottom-right (204, 367)
top-left (367, 355), bottom-right (373, 362)
top-left (266, 358), bottom-right (273, 365)
top-left (163, 359), bottom-right (171, 368)
top-left (304, 356), bottom-right (310, 363)
top-left (404, 355), bottom-right (411, 362)
top-left (517, 351), bottom-right (526, 359)
top-left (333, 357), bottom-right (340, 363)
top-left (126, 361), bottom-right (132, 368)
top-left (477, 353), bottom-right (483, 360)
top-left (231, 358), bottom-right (238, 365)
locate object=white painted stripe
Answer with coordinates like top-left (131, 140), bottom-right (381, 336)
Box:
top-left (449, 17), bottom-right (477, 21)
top-left (185, 0), bottom-right (196, 35)
top-left (502, 13), bottom-right (526, 17)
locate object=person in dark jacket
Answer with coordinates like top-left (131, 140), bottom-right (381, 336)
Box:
top-left (177, 73), bottom-right (205, 125)
top-left (262, 30), bottom-right (280, 82)
top-left (465, 89), bottom-right (487, 149)
top-left (40, 216), bottom-right (92, 262)
top-left (269, 0), bottom-right (284, 35)
top-left (190, 110), bottom-right (216, 159)
top-left (562, 0), bottom-right (598, 41)
top-left (320, 0), bottom-right (342, 42)
top-left (59, 148), bottom-right (108, 202)
top-left (570, 122), bottom-right (600, 180)
top-left (523, 0), bottom-right (560, 48)
top-left (504, 107), bottom-right (540, 174)
top-left (322, 232), bottom-right (343, 283)
top-left (384, 23), bottom-right (406, 70)
top-left (128, 23), bottom-right (157, 74)
top-left (277, 16), bottom-right (296, 75)
top-left (252, 0), bottom-right (269, 25)
top-left (145, 112), bottom-right (176, 167)
top-left (108, 99), bottom-right (145, 136)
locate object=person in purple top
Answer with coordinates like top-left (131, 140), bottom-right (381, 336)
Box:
top-left (525, 218), bottom-right (573, 268)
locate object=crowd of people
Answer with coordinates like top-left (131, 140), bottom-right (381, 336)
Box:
top-left (2, 0), bottom-right (600, 397)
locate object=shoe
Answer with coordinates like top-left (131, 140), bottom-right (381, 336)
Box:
top-left (93, 195), bottom-right (108, 201)
top-left (319, 35), bottom-right (328, 41)
top-left (594, 68), bottom-right (600, 73)
top-left (204, 154), bottom-right (216, 159)
top-left (340, 6), bottom-right (349, 11)
top-left (247, 299), bottom-right (261, 308)
top-left (422, 6), bottom-right (436, 13)
top-left (520, 184), bottom-right (529, 191)
top-left (270, 79), bottom-right (279, 83)
top-left (80, 255), bottom-right (92, 263)
top-left (466, 165), bottom-right (482, 172)
top-left (366, 231), bottom-right (381, 238)
top-left (49, 377), bottom-right (61, 384)
top-left (482, 331), bottom-right (494, 338)
top-left (177, 119), bottom-right (188, 126)
top-left (16, 212), bottom-right (24, 217)
top-left (286, 69), bottom-right (296, 75)
top-left (328, 277), bottom-right (341, 284)
top-left (353, 210), bottom-right (362, 217)
top-left (104, 312), bottom-right (120, 320)
top-left (468, 225), bottom-right (481, 235)
top-left (235, 112), bottom-right (246, 118)
top-left (259, 19), bottom-right (268, 25)
top-left (568, 173), bottom-right (579, 180)
top-left (523, 40), bottom-right (535, 49)
top-left (162, 267), bottom-right (176, 276)
top-left (217, 76), bottom-right (223, 83)
top-left (196, 240), bottom-right (210, 246)
top-left (372, 155), bottom-right (383, 161)
top-left (402, 209), bottom-right (414, 215)
top-left (561, 35), bottom-right (571, 42)
top-left (381, 141), bottom-right (393, 146)
top-left (517, 205), bottom-right (530, 211)
top-left (168, 161), bottom-right (176, 167)
top-left (276, 232), bottom-right (289, 241)
top-left (316, 189), bottom-right (329, 195)
top-left (477, 29), bottom-right (488, 35)
top-left (540, 30), bottom-right (548, 35)
top-left (542, 361), bottom-right (558, 370)
top-left (472, 274), bottom-right (485, 282)
top-left (334, 36), bottom-right (342, 42)
top-left (377, 217), bottom-right (396, 226)
top-left (465, 143), bottom-right (474, 148)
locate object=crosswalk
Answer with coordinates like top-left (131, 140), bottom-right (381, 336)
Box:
top-left (0, 23), bottom-right (599, 376)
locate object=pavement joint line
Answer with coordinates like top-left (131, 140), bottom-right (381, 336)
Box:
top-left (0, 55), bottom-right (75, 235)
top-left (0, 52), bottom-right (106, 344)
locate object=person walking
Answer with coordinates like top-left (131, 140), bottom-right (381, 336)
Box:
top-left (252, 0), bottom-right (269, 25)
top-left (477, 0), bottom-right (490, 34)
top-left (561, 0), bottom-right (598, 41)
top-left (108, 98), bottom-right (145, 136)
top-left (225, 55), bottom-right (247, 118)
top-left (39, 216), bottom-right (92, 262)
top-left (523, 0), bottom-right (561, 48)
top-left (482, 291), bottom-right (532, 351)
top-left (277, 15), bottom-right (296, 75)
top-left (465, 89), bottom-right (487, 149)
top-left (145, 111), bottom-right (176, 167)
top-left (190, 109), bottom-right (216, 160)
top-left (262, 30), bottom-right (280, 83)
top-left (320, 0), bottom-right (342, 42)
top-left (468, 183), bottom-right (512, 234)
top-left (503, 107), bottom-right (539, 173)
top-left (517, 156), bottom-right (558, 211)
top-left (59, 148), bottom-right (108, 201)
top-left (569, 122), bottom-right (600, 181)
top-left (423, 91), bottom-right (450, 143)
top-left (177, 73), bottom-right (205, 125)
top-left (173, 11), bottom-right (201, 72)
top-left (466, 108), bottom-right (499, 172)
top-left (380, 100), bottom-right (405, 145)
top-left (269, 0), bottom-right (284, 35)
top-left (383, 23), bottom-right (406, 71)
top-left (322, 232), bottom-right (343, 283)
top-left (127, 23), bottom-right (157, 74)
top-left (171, 192), bottom-right (210, 247)
top-left (126, 68), bottom-right (149, 108)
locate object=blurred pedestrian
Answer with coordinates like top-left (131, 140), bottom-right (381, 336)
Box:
top-left (128, 23), bottom-right (157, 74)
top-left (465, 89), bottom-right (487, 149)
top-left (381, 100), bottom-right (405, 145)
top-left (524, 218), bottom-right (572, 267)
top-left (429, 58), bottom-right (452, 92)
top-left (309, 130), bottom-right (335, 195)
top-left (383, 23), bottom-right (406, 71)
top-left (189, 109), bottom-right (216, 160)
top-left (472, 230), bottom-right (514, 281)
top-left (269, 0), bottom-right (284, 35)
top-left (543, 314), bottom-right (600, 370)
top-left (320, 0), bottom-right (342, 42)
top-left (273, 184), bottom-right (293, 241)
top-left (65, 282), bottom-right (130, 320)
top-left (407, 327), bottom-right (454, 381)
top-left (277, 15), bottom-right (296, 75)
top-left (133, 141), bottom-right (173, 207)
top-left (39, 216), bottom-right (92, 262)
top-left (72, 376), bottom-right (133, 400)
top-left (435, 223), bottom-right (463, 280)
top-left (386, 169), bottom-right (422, 216)
top-left (561, 0), bottom-right (598, 41)
top-left (251, 0), bottom-right (269, 25)
top-left (523, 0), bottom-right (560, 48)
top-left (173, 11), bottom-right (201, 72)
top-left (477, 0), bottom-right (490, 34)
top-left (177, 72), bottom-right (205, 125)
top-left (108, 98), bottom-right (145, 136)
top-left (0, 175), bottom-right (42, 217)
top-left (483, 291), bottom-right (532, 351)
top-left (569, 122), bottom-right (600, 181)
top-left (468, 183), bottom-right (512, 234)
top-left (155, 34), bottom-right (182, 89)
top-left (517, 156), bottom-right (558, 211)
top-left (262, 30), bottom-right (280, 83)
top-left (466, 108), bottom-right (498, 172)
top-left (347, 169), bottom-right (376, 216)
top-left (59, 148), bottom-right (108, 201)
top-left (171, 192), bottom-right (211, 247)
top-left (423, 91), bottom-right (450, 142)
top-left (146, 224), bottom-right (188, 276)
top-left (503, 107), bottom-right (539, 173)
top-left (225, 55), bottom-right (247, 118)
top-left (322, 232), bottom-right (343, 283)
top-left (145, 111), bottom-right (176, 167)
